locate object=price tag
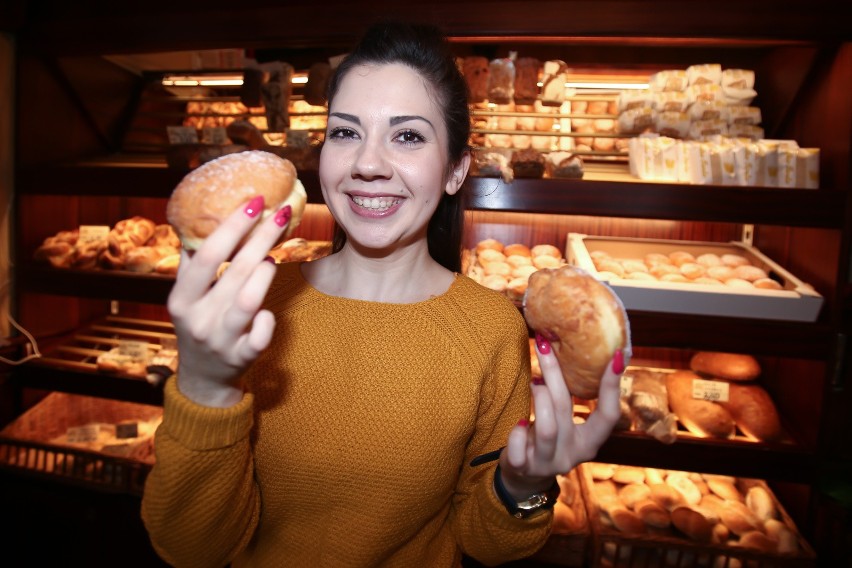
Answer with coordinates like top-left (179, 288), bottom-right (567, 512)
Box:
top-left (201, 127), bottom-right (229, 145)
top-left (118, 339), bottom-right (150, 360)
top-left (619, 374), bottom-right (633, 398)
top-left (691, 378), bottom-right (730, 402)
top-left (78, 225), bottom-right (110, 246)
top-left (167, 125), bottom-right (199, 144)
top-left (116, 422), bottom-right (139, 439)
top-left (66, 424), bottom-right (101, 443)
top-left (160, 336), bottom-right (178, 351)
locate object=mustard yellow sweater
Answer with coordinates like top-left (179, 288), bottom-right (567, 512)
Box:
top-left (142, 262), bottom-right (551, 567)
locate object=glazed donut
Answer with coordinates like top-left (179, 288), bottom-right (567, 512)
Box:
top-left (754, 277), bottom-right (783, 290)
top-left (167, 150), bottom-right (307, 251)
top-left (594, 259), bottom-right (625, 278)
top-left (679, 262), bottom-right (706, 279)
top-left (523, 265), bottom-right (630, 399)
top-left (668, 251), bottom-right (696, 267)
top-left (706, 265), bottom-right (737, 281)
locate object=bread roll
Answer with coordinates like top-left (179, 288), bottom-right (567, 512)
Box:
top-left (523, 265), bottom-right (630, 399)
top-left (671, 506), bottom-right (714, 542)
top-left (648, 483), bottom-right (686, 511)
top-left (719, 500), bottom-right (762, 536)
top-left (690, 351), bottom-right (761, 381)
top-left (745, 485), bottom-right (776, 522)
top-left (618, 483), bottom-right (651, 509)
top-left (166, 150), bottom-right (306, 251)
top-left (634, 498), bottom-right (671, 528)
top-left (666, 370), bottom-right (736, 439)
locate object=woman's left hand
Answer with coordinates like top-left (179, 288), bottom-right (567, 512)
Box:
top-left (498, 332), bottom-right (628, 498)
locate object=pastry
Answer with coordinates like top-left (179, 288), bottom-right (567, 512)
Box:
top-left (523, 265), bottom-right (630, 399)
top-left (166, 150), bottom-right (307, 251)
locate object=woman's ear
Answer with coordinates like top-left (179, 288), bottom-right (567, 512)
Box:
top-left (445, 151), bottom-right (471, 196)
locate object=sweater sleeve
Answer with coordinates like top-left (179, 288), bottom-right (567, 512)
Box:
top-left (140, 376), bottom-right (260, 568)
top-left (448, 307), bottom-right (552, 565)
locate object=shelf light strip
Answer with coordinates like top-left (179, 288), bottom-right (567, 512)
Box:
top-left (162, 74), bottom-right (647, 90)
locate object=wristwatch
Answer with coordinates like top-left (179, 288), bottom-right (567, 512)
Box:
top-left (494, 464), bottom-right (560, 519)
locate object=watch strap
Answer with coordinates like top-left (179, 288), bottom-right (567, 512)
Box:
top-left (493, 464), bottom-right (559, 519)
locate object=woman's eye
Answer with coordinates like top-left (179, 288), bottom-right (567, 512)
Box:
top-left (396, 130), bottom-right (425, 146)
top-left (328, 127), bottom-right (358, 140)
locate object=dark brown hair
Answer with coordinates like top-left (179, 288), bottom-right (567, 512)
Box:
top-left (325, 20), bottom-right (471, 272)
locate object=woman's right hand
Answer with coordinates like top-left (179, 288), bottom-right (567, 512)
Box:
top-left (167, 197), bottom-right (292, 407)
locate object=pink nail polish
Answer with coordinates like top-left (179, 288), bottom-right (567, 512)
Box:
top-left (263, 255), bottom-right (276, 264)
top-left (612, 349), bottom-right (625, 374)
top-left (517, 418), bottom-right (529, 428)
top-left (274, 204), bottom-right (292, 227)
top-left (531, 377), bottom-right (545, 386)
top-left (535, 332), bottom-right (551, 355)
top-left (245, 196), bottom-right (264, 218)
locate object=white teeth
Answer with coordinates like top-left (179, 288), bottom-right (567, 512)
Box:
top-left (352, 196), bottom-right (400, 211)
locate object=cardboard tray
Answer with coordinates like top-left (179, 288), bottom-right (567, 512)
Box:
top-left (566, 234), bottom-right (823, 322)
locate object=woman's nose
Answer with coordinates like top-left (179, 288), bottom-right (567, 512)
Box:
top-left (351, 138), bottom-right (392, 180)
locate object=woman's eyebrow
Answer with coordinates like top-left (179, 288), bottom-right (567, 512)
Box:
top-left (390, 115), bottom-right (435, 130)
top-left (329, 112), bottom-right (360, 125)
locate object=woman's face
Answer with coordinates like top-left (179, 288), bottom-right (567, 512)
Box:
top-left (320, 63), bottom-right (466, 254)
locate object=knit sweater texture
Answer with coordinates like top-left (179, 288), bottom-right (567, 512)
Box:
top-left (141, 261), bottom-right (551, 567)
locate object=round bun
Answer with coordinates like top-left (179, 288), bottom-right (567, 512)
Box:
top-left (166, 150), bottom-right (307, 251)
top-left (523, 265), bottom-right (629, 399)
top-left (690, 351), bottom-right (761, 381)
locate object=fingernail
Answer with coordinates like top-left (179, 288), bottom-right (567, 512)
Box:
top-left (263, 255), bottom-right (276, 264)
top-left (517, 418), bottom-right (529, 428)
top-left (532, 377), bottom-right (545, 386)
top-left (535, 332), bottom-right (551, 355)
top-left (274, 204), bottom-right (292, 227)
top-left (612, 349), bottom-right (625, 374)
top-left (245, 195), bottom-right (264, 218)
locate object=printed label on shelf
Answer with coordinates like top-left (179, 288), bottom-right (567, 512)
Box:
top-left (118, 339), bottom-right (151, 360)
top-left (619, 374), bottom-right (633, 397)
top-left (78, 225), bottom-right (110, 245)
top-left (691, 378), bottom-right (730, 402)
top-left (66, 424), bottom-right (102, 443)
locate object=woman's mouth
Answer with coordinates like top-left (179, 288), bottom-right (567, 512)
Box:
top-left (351, 195), bottom-right (402, 212)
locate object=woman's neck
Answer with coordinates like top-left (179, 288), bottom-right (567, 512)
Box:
top-left (302, 244), bottom-right (455, 303)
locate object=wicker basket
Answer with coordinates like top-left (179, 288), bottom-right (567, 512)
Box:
top-left (579, 462), bottom-right (817, 567)
top-left (0, 392), bottom-right (162, 495)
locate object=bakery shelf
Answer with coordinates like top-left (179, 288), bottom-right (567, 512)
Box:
top-left (20, 264), bottom-right (174, 303)
top-left (11, 316), bottom-right (174, 406)
top-left (464, 174), bottom-right (847, 228)
top-left (595, 430), bottom-right (816, 484)
top-left (16, 157), bottom-right (326, 203)
top-left (17, 159), bottom-right (847, 229)
top-left (21, 264), bottom-right (835, 358)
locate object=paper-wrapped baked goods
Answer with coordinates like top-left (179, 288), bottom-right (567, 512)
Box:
top-left (462, 56), bottom-right (490, 102)
top-left (487, 58), bottom-right (515, 104)
top-left (624, 368), bottom-right (677, 444)
top-left (513, 57), bottom-right (540, 105)
top-left (546, 151), bottom-right (584, 179)
top-left (510, 148), bottom-right (545, 178)
top-left (539, 60), bottom-right (568, 106)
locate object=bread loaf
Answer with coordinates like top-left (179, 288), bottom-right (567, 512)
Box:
top-left (671, 506), bottom-right (714, 542)
top-left (690, 351), bottom-right (761, 381)
top-left (719, 382), bottom-right (783, 443)
top-left (666, 370), bottom-right (736, 439)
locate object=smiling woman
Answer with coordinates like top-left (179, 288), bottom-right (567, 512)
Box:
top-left (141, 20), bottom-right (626, 568)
